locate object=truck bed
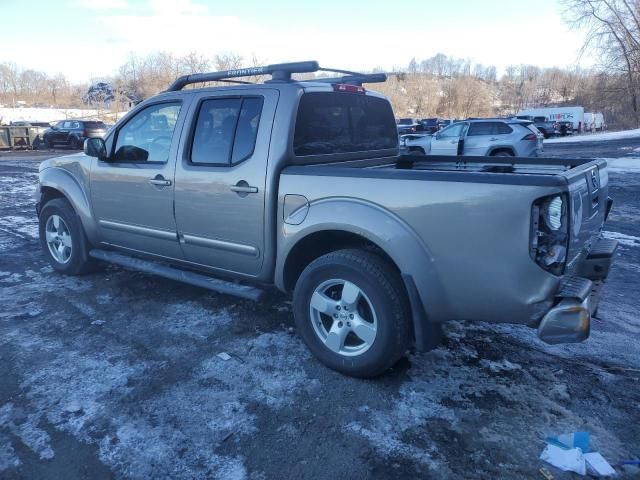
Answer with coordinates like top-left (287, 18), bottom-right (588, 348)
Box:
top-left (285, 154), bottom-right (606, 188)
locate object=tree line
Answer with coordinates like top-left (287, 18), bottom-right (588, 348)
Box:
top-left (1, 1), bottom-right (638, 128)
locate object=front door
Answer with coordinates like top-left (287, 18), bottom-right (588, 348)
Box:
top-left (90, 100), bottom-right (187, 260)
top-left (174, 89), bottom-right (278, 277)
top-left (430, 122), bottom-right (465, 155)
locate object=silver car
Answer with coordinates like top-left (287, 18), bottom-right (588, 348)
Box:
top-left (403, 119), bottom-right (544, 157)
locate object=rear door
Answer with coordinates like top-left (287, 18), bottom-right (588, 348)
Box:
top-left (430, 122), bottom-right (465, 155)
top-left (90, 99), bottom-right (187, 260)
top-left (173, 89), bottom-right (278, 276)
top-left (464, 122), bottom-right (496, 155)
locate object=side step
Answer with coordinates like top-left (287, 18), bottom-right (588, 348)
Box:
top-left (89, 249), bottom-right (264, 302)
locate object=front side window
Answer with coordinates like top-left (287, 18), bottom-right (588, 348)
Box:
top-left (438, 123), bottom-right (464, 138)
top-left (190, 96), bottom-right (263, 165)
top-left (293, 93), bottom-right (398, 156)
top-left (113, 102), bottom-right (181, 163)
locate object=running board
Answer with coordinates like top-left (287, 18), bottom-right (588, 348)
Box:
top-left (89, 249), bottom-right (264, 302)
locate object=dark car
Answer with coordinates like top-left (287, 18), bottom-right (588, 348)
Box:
top-left (418, 118), bottom-right (439, 134)
top-left (43, 120), bottom-right (107, 149)
top-left (396, 118), bottom-right (421, 135)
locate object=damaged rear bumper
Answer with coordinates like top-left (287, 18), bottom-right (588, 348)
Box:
top-left (537, 238), bottom-right (618, 345)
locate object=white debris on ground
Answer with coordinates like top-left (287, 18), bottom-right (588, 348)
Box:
top-left (545, 128), bottom-right (640, 143)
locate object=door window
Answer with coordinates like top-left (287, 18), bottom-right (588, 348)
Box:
top-left (190, 97), bottom-right (263, 165)
top-left (437, 123), bottom-right (464, 138)
top-left (113, 102), bottom-right (181, 163)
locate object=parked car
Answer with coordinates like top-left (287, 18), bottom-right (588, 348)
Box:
top-left (43, 120), bottom-right (107, 149)
top-left (418, 118), bottom-right (439, 134)
top-left (396, 118), bottom-right (420, 134)
top-left (558, 120), bottom-right (574, 136)
top-left (36, 61), bottom-right (616, 378)
top-left (403, 119), bottom-right (543, 157)
top-left (438, 119), bottom-right (453, 129)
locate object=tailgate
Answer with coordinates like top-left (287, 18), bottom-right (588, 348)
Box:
top-left (564, 159), bottom-right (609, 269)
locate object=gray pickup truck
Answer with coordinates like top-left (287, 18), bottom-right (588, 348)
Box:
top-left (36, 61), bottom-right (617, 377)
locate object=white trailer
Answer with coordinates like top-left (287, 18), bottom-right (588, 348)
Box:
top-left (585, 112), bottom-right (605, 131)
top-left (516, 106), bottom-right (585, 131)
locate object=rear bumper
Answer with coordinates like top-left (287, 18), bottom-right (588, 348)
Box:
top-left (537, 238), bottom-right (618, 344)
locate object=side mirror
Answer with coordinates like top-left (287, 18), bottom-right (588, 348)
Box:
top-left (84, 137), bottom-right (107, 159)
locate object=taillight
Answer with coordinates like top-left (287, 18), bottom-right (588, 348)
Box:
top-left (530, 194), bottom-right (569, 275)
top-left (333, 84), bottom-right (365, 94)
top-left (522, 133), bottom-right (537, 141)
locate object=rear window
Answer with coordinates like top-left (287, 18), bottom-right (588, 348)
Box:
top-left (293, 93), bottom-right (398, 156)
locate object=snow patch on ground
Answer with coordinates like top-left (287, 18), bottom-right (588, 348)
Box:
top-left (545, 129), bottom-right (640, 143)
top-left (0, 432), bottom-right (21, 472)
top-left (603, 230), bottom-right (640, 247)
top-left (164, 302), bottom-right (233, 339)
top-left (604, 157), bottom-right (640, 173)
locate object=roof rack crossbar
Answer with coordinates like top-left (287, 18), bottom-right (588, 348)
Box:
top-left (166, 61), bottom-right (320, 91)
top-left (307, 73), bottom-right (388, 86)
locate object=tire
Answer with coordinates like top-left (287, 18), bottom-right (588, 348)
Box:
top-left (44, 138), bottom-right (54, 150)
top-left (39, 198), bottom-right (95, 275)
top-left (293, 248), bottom-right (412, 378)
top-left (69, 137), bottom-right (81, 150)
top-left (408, 147), bottom-right (425, 156)
top-left (492, 150), bottom-right (514, 157)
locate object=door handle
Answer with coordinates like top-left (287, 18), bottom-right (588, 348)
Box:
top-left (230, 181), bottom-right (258, 195)
top-left (149, 175), bottom-right (172, 186)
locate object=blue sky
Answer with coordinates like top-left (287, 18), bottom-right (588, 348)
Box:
top-left (1, 0), bottom-right (592, 82)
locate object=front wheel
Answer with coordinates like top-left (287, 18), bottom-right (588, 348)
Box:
top-left (293, 249), bottom-right (411, 377)
top-left (39, 198), bottom-right (95, 275)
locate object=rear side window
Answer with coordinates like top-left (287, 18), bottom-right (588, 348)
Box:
top-left (84, 121), bottom-right (106, 128)
top-left (495, 123), bottom-right (513, 134)
top-left (294, 93), bottom-right (398, 156)
top-left (190, 96), bottom-right (263, 165)
top-left (468, 122), bottom-right (513, 136)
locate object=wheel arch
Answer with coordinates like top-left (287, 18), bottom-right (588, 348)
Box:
top-left (276, 198), bottom-right (450, 346)
top-left (488, 146), bottom-right (516, 156)
top-left (38, 167), bottom-right (98, 244)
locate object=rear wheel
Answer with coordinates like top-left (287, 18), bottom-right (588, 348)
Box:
top-left (293, 249), bottom-right (411, 377)
top-left (39, 198), bottom-right (95, 275)
top-left (492, 150), bottom-right (514, 157)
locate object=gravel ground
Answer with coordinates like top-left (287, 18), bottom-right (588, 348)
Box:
top-left (0, 144), bottom-right (639, 479)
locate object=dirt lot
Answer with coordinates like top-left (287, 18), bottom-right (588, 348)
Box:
top-left (1, 145), bottom-right (639, 479)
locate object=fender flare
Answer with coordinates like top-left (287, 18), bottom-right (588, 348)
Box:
top-left (276, 197), bottom-right (451, 323)
top-left (39, 167), bottom-right (98, 244)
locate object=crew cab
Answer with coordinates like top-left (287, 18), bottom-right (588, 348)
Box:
top-left (36, 62), bottom-right (617, 377)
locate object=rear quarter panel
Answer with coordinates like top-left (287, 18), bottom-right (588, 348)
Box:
top-left (277, 169), bottom-right (564, 324)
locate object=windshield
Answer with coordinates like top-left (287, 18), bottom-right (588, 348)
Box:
top-left (398, 118), bottom-right (413, 125)
top-left (294, 92), bottom-right (398, 156)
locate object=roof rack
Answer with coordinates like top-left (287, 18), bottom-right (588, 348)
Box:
top-left (166, 61), bottom-right (387, 91)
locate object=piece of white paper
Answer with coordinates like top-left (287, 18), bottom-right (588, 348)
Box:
top-left (585, 452), bottom-right (617, 477)
top-left (540, 444), bottom-right (586, 475)
top-left (217, 352), bottom-right (232, 361)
